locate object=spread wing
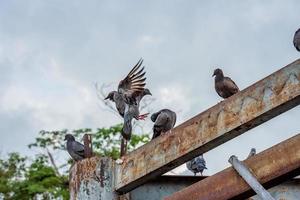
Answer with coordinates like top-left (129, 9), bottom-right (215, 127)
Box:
top-left (224, 77), bottom-right (239, 94)
top-left (118, 59), bottom-right (146, 99)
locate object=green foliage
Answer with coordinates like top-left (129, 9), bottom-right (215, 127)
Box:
top-left (0, 154), bottom-right (68, 200)
top-left (29, 124), bottom-right (150, 160)
top-left (1, 123), bottom-right (150, 199)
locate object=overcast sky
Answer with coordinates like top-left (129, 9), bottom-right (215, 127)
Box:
top-left (0, 0), bottom-right (299, 175)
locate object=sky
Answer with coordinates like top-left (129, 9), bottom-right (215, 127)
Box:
top-left (0, 0), bottom-right (299, 175)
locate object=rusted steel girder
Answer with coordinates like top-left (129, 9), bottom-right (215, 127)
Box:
top-left (115, 59), bottom-right (300, 193)
top-left (165, 134), bottom-right (300, 200)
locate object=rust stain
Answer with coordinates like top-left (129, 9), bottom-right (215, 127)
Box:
top-left (115, 59), bottom-right (300, 193)
top-left (166, 134), bottom-right (300, 200)
top-left (100, 159), bottom-right (105, 187)
top-left (69, 157), bottom-right (100, 199)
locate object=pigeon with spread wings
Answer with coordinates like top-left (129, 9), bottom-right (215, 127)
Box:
top-left (213, 68), bottom-right (239, 99)
top-left (105, 59), bottom-right (151, 155)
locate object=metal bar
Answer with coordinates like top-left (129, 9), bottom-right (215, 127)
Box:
top-left (229, 155), bottom-right (275, 200)
top-left (115, 59), bottom-right (300, 193)
top-left (83, 134), bottom-right (93, 158)
top-left (165, 134), bottom-right (300, 200)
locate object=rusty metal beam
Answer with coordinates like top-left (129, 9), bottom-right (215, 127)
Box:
top-left (83, 134), bottom-right (93, 158)
top-left (165, 134), bottom-right (300, 200)
top-left (115, 59), bottom-right (300, 193)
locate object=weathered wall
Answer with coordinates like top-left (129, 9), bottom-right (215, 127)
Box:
top-left (69, 157), bottom-right (117, 200)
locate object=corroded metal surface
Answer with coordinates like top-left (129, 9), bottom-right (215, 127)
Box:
top-left (83, 134), bottom-right (93, 158)
top-left (127, 176), bottom-right (300, 200)
top-left (165, 134), bottom-right (300, 200)
top-left (69, 157), bottom-right (117, 200)
top-left (229, 156), bottom-right (275, 200)
top-left (248, 179), bottom-right (300, 200)
top-left (115, 59), bottom-right (300, 193)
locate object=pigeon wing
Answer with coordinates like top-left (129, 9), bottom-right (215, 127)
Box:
top-left (114, 93), bottom-right (126, 117)
top-left (73, 141), bottom-right (85, 157)
top-left (224, 77), bottom-right (239, 94)
top-left (118, 59), bottom-right (146, 100)
top-left (152, 112), bottom-right (169, 139)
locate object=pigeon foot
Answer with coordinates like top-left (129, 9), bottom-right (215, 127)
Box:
top-left (138, 113), bottom-right (149, 120)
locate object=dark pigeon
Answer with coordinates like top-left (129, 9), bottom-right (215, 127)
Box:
top-left (151, 109), bottom-right (176, 140)
top-left (64, 134), bottom-right (85, 161)
top-left (105, 59), bottom-right (151, 155)
top-left (186, 154), bottom-right (207, 176)
top-left (247, 148), bottom-right (256, 159)
top-left (293, 28), bottom-right (300, 52)
top-left (213, 68), bottom-right (239, 99)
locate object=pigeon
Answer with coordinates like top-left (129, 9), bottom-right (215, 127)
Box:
top-left (213, 68), bottom-right (239, 99)
top-left (105, 59), bottom-right (152, 155)
top-left (246, 148), bottom-right (256, 159)
top-left (151, 109), bottom-right (176, 140)
top-left (293, 28), bottom-right (300, 52)
top-left (186, 154), bottom-right (207, 176)
top-left (64, 134), bottom-right (85, 161)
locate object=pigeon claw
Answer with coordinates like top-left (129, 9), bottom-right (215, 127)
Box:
top-left (138, 113), bottom-right (149, 120)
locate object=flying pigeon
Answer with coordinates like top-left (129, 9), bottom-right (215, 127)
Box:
top-left (186, 154), bottom-right (207, 176)
top-left (64, 134), bottom-right (85, 161)
top-left (293, 28), bottom-right (300, 52)
top-left (151, 109), bottom-right (176, 140)
top-left (213, 68), bottom-right (239, 99)
top-left (105, 59), bottom-right (151, 155)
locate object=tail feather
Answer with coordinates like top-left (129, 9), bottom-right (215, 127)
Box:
top-left (122, 113), bottom-right (133, 140)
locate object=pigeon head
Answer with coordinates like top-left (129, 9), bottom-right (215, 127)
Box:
top-left (150, 112), bottom-right (159, 122)
top-left (104, 91), bottom-right (116, 101)
top-left (212, 68), bottom-right (223, 77)
top-left (64, 134), bottom-right (75, 141)
top-left (143, 88), bottom-right (152, 96)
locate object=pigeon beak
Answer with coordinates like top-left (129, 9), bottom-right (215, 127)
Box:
top-left (212, 72), bottom-right (216, 77)
top-left (104, 96), bottom-right (109, 100)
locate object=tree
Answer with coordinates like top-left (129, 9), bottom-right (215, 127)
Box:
top-left (0, 124), bottom-right (150, 200)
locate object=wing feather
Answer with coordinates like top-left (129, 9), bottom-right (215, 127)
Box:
top-left (118, 59), bottom-right (147, 99)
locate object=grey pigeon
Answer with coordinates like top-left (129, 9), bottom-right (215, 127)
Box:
top-left (213, 68), bottom-right (239, 99)
top-left (151, 109), bottom-right (176, 140)
top-left (105, 59), bottom-right (151, 156)
top-left (247, 148), bottom-right (256, 159)
top-left (293, 28), bottom-right (300, 52)
top-left (186, 154), bottom-right (207, 176)
top-left (64, 134), bottom-right (85, 161)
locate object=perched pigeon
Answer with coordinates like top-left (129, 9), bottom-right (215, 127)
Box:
top-left (64, 134), bottom-right (85, 161)
top-left (186, 154), bottom-right (207, 176)
top-left (105, 59), bottom-right (151, 140)
top-left (247, 148), bottom-right (256, 159)
top-left (151, 109), bottom-right (176, 140)
top-left (293, 28), bottom-right (300, 52)
top-left (213, 68), bottom-right (239, 99)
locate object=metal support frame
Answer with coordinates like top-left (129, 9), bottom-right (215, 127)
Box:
top-left (229, 155), bottom-right (275, 200)
top-left (116, 59), bottom-right (300, 193)
top-left (68, 59), bottom-right (300, 199)
top-left (165, 134), bottom-right (300, 200)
